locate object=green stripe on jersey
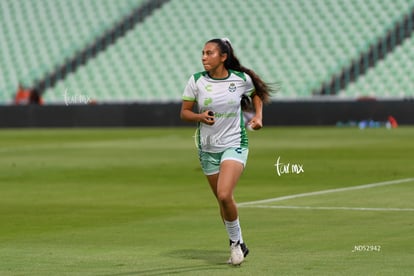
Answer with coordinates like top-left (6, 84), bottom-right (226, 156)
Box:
top-left (193, 71), bottom-right (208, 82)
top-left (182, 96), bottom-right (196, 101)
top-left (239, 112), bottom-right (248, 147)
top-left (229, 70), bottom-right (247, 81)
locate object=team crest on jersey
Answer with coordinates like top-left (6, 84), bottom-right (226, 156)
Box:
top-left (228, 83), bottom-right (236, 93)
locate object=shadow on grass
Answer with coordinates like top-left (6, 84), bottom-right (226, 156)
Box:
top-left (166, 249), bottom-right (228, 265)
top-left (106, 264), bottom-right (228, 276)
top-left (105, 249), bottom-right (233, 276)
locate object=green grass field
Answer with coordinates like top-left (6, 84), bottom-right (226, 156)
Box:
top-left (0, 126), bottom-right (413, 275)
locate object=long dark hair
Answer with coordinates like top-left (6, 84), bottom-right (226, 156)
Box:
top-left (207, 38), bottom-right (272, 103)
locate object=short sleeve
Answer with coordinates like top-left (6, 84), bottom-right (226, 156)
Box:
top-left (244, 73), bottom-right (255, 97)
top-left (182, 75), bottom-right (197, 102)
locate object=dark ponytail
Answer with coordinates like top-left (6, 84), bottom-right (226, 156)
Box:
top-left (207, 38), bottom-right (273, 104)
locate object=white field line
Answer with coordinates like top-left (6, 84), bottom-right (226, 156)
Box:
top-left (238, 178), bottom-right (414, 207)
top-left (241, 205), bottom-right (414, 212)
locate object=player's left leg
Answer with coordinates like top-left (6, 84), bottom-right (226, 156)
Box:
top-left (217, 159), bottom-right (247, 265)
top-left (216, 160), bottom-right (243, 221)
top-left (206, 173), bottom-right (225, 222)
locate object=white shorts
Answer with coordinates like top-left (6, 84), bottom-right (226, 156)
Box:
top-left (198, 147), bottom-right (249, 175)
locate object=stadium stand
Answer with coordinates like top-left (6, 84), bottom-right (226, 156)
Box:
top-left (317, 1), bottom-right (414, 96)
top-left (1, 0), bottom-right (413, 104)
top-left (340, 34), bottom-right (414, 98)
top-left (0, 0), bottom-right (144, 103)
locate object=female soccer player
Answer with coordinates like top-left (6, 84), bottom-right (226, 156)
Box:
top-left (180, 38), bottom-right (271, 265)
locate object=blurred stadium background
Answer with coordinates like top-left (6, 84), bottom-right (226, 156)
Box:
top-left (1, 0), bottom-right (414, 126)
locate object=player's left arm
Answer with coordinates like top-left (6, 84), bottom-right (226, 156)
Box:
top-left (248, 93), bottom-right (263, 130)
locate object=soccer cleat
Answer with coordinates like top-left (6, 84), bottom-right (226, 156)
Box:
top-left (228, 240), bottom-right (249, 257)
top-left (240, 242), bottom-right (249, 257)
top-left (227, 240), bottom-right (249, 264)
top-left (227, 240), bottom-right (244, 265)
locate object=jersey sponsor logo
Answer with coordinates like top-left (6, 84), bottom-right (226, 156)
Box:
top-left (203, 97), bottom-right (213, 106)
top-left (214, 112), bottom-right (237, 118)
top-left (228, 83), bottom-right (237, 93)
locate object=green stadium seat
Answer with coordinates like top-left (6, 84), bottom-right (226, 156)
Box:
top-left (341, 33), bottom-right (414, 98)
top-left (1, 0), bottom-right (413, 103)
top-left (0, 0), bottom-right (145, 103)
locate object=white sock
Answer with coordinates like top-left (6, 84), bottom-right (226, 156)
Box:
top-left (224, 218), bottom-right (243, 243)
top-left (239, 226), bottom-right (244, 244)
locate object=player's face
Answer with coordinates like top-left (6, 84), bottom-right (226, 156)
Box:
top-left (201, 42), bottom-right (227, 72)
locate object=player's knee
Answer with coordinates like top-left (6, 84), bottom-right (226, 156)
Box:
top-left (217, 191), bottom-right (233, 206)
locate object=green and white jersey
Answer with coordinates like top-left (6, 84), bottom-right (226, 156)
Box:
top-left (182, 70), bottom-right (255, 152)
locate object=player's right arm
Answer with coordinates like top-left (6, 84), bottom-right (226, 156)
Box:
top-left (180, 101), bottom-right (214, 125)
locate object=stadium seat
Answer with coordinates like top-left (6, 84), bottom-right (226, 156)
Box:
top-left (1, 0), bottom-right (413, 103)
top-left (340, 33), bottom-right (414, 98)
top-left (0, 0), bottom-right (145, 103)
